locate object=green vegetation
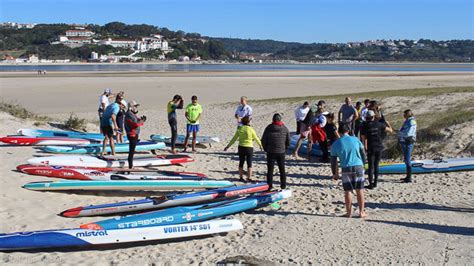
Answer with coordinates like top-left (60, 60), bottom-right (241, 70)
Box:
top-left (1, 22), bottom-right (229, 61)
top-left (64, 113), bottom-right (87, 131)
top-left (251, 86), bottom-right (474, 105)
top-left (0, 101), bottom-right (49, 121)
top-left (214, 38), bottom-right (474, 62)
top-left (384, 106), bottom-right (474, 158)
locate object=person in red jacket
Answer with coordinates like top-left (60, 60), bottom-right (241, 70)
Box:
top-left (125, 100), bottom-right (146, 169)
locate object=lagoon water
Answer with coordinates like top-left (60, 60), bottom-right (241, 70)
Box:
top-left (0, 63), bottom-right (473, 72)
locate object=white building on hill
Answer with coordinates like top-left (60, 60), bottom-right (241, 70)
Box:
top-left (98, 38), bottom-right (136, 49)
top-left (65, 29), bottom-right (95, 37)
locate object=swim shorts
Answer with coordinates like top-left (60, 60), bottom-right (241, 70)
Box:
top-left (101, 125), bottom-right (114, 138)
top-left (341, 166), bottom-right (365, 191)
top-left (186, 124), bottom-right (200, 133)
top-left (300, 123), bottom-right (311, 138)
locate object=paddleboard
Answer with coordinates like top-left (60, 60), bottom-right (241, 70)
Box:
top-left (150, 134), bottom-right (220, 144)
top-left (378, 157), bottom-right (474, 174)
top-left (41, 141), bottom-right (165, 154)
top-left (0, 136), bottom-right (94, 146)
top-left (289, 135), bottom-right (322, 156)
top-left (0, 219), bottom-right (242, 250)
top-left (60, 183), bottom-right (269, 217)
top-left (19, 128), bottom-right (105, 140)
top-left (27, 154), bottom-right (194, 168)
top-left (81, 190), bottom-right (291, 230)
top-left (17, 164), bottom-right (208, 181)
top-left (22, 179), bottom-right (234, 191)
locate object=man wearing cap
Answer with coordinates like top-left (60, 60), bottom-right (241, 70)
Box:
top-left (98, 89), bottom-right (114, 126)
top-left (167, 95), bottom-right (184, 154)
top-left (360, 110), bottom-right (393, 189)
top-left (295, 101), bottom-right (310, 135)
top-left (100, 95), bottom-right (125, 156)
top-left (331, 124), bottom-right (367, 218)
top-left (235, 96), bottom-right (253, 126)
top-left (262, 113), bottom-right (290, 190)
top-left (125, 100), bottom-right (146, 169)
top-left (183, 95), bottom-right (203, 152)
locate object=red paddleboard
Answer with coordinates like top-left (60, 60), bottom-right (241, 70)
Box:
top-left (16, 164), bottom-right (207, 181)
top-left (0, 136), bottom-right (93, 146)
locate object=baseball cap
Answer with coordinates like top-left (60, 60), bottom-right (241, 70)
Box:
top-left (366, 110), bottom-right (375, 118)
top-left (128, 100), bottom-right (139, 108)
top-left (104, 88), bottom-right (112, 94)
top-left (120, 99), bottom-right (127, 107)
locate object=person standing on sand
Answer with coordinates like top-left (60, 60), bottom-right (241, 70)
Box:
top-left (354, 101), bottom-right (363, 137)
top-left (183, 95), bottom-right (202, 153)
top-left (398, 109), bottom-right (417, 183)
top-left (310, 103), bottom-right (329, 162)
top-left (360, 99), bottom-right (370, 122)
top-left (295, 101), bottom-right (310, 135)
top-left (360, 110), bottom-right (393, 189)
top-left (225, 116), bottom-right (263, 182)
top-left (98, 89), bottom-right (114, 125)
top-left (262, 113), bottom-right (290, 190)
top-left (167, 95), bottom-right (184, 154)
top-left (235, 96), bottom-right (253, 126)
top-left (116, 96), bottom-right (127, 144)
top-left (125, 100), bottom-right (146, 169)
top-left (292, 105), bottom-right (313, 158)
top-left (330, 124), bottom-right (367, 218)
top-left (338, 97), bottom-right (358, 135)
top-left (100, 95), bottom-right (125, 156)
top-left (324, 112), bottom-right (340, 146)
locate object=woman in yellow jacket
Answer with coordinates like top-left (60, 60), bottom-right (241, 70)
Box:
top-left (224, 116), bottom-right (263, 182)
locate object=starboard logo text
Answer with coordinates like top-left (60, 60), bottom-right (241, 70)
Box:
top-left (118, 216), bottom-right (174, 228)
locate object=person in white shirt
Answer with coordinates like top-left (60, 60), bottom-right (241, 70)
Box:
top-left (235, 96), bottom-right (253, 126)
top-left (98, 88), bottom-right (114, 120)
top-left (360, 99), bottom-right (370, 122)
top-left (295, 101), bottom-right (310, 134)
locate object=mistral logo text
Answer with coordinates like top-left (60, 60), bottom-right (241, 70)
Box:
top-left (76, 230), bottom-right (108, 237)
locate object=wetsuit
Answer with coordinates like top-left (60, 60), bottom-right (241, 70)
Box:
top-left (167, 100), bottom-right (183, 150)
top-left (125, 111), bottom-right (144, 169)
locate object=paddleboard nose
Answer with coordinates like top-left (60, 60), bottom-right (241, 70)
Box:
top-left (60, 207), bottom-right (83, 218)
top-left (80, 223), bottom-right (103, 230)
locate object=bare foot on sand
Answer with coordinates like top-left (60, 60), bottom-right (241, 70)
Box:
top-left (359, 212), bottom-right (368, 219)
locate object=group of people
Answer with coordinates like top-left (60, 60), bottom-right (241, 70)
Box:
top-left (96, 90), bottom-right (418, 218)
top-left (98, 89), bottom-right (146, 168)
top-left (293, 97), bottom-right (417, 217)
top-left (98, 89), bottom-right (204, 168)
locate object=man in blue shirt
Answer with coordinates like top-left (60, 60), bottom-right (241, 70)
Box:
top-left (331, 124), bottom-right (367, 218)
top-left (398, 109), bottom-right (417, 183)
top-left (100, 95), bottom-right (124, 156)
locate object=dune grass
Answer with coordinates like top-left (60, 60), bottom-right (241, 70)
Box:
top-left (0, 101), bottom-right (50, 121)
top-left (63, 113), bottom-right (87, 131)
top-left (384, 105), bottom-right (474, 158)
top-left (251, 86), bottom-right (474, 105)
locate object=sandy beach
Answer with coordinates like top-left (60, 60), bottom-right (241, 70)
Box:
top-left (0, 70), bottom-right (473, 264)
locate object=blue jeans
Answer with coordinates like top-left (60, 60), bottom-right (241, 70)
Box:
top-left (401, 142), bottom-right (413, 178)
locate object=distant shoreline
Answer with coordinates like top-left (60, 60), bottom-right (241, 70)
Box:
top-left (1, 61), bottom-right (473, 66)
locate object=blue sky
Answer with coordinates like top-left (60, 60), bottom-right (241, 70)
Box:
top-left (1, 0), bottom-right (473, 43)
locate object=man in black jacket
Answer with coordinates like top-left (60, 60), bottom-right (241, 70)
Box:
top-left (262, 113), bottom-right (291, 190)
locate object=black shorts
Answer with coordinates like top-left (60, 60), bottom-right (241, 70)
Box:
top-left (101, 125), bottom-right (114, 138)
top-left (238, 146), bottom-right (254, 168)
